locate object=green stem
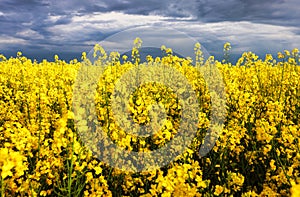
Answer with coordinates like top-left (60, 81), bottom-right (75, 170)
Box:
top-left (1, 176), bottom-right (5, 197)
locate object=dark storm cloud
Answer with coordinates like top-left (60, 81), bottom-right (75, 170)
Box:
top-left (0, 0), bottom-right (299, 61)
top-left (80, 0), bottom-right (298, 27)
top-left (0, 0), bottom-right (50, 38)
top-left (73, 0), bottom-right (166, 15)
top-left (194, 0), bottom-right (299, 26)
top-left (64, 0), bottom-right (299, 28)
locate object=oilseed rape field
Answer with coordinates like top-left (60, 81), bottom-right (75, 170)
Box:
top-left (0, 40), bottom-right (300, 196)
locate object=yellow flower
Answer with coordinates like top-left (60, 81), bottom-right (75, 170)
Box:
top-left (277, 52), bottom-right (285, 59)
top-left (214, 185), bottom-right (224, 196)
top-left (241, 190), bottom-right (258, 197)
top-left (270, 159), bottom-right (276, 171)
top-left (223, 42), bottom-right (231, 50)
top-left (291, 181), bottom-right (300, 197)
top-left (263, 144), bottom-right (272, 155)
top-left (86, 172), bottom-right (94, 183)
top-left (284, 50), bottom-right (290, 56)
top-left (94, 166), bottom-right (102, 175)
top-left (1, 161), bottom-right (14, 179)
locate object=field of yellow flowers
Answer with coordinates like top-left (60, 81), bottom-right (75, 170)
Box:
top-left (0, 41), bottom-right (300, 196)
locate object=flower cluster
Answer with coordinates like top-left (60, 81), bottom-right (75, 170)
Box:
top-left (0, 41), bottom-right (299, 196)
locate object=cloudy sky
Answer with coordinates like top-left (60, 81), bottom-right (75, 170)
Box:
top-left (0, 0), bottom-right (299, 62)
